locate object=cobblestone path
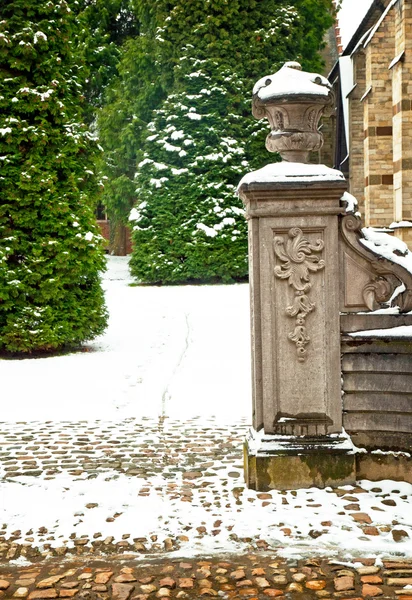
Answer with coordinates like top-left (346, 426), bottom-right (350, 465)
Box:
top-left (1, 554), bottom-right (412, 599)
top-left (0, 417), bottom-right (412, 599)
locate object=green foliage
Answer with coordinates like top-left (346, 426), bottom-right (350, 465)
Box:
top-left (128, 0), bottom-right (335, 284)
top-left (97, 33), bottom-right (165, 223)
top-left (0, 0), bottom-right (108, 353)
top-left (76, 0), bottom-right (139, 115)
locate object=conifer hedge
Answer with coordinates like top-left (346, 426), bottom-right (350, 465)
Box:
top-left (0, 0), bottom-right (108, 353)
top-left (126, 0), bottom-right (335, 284)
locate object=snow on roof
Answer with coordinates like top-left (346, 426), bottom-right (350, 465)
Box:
top-left (237, 162), bottom-right (345, 190)
top-left (253, 63), bottom-right (331, 101)
top-left (338, 0), bottom-right (374, 52)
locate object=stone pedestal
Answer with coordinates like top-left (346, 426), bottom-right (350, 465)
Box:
top-left (238, 62), bottom-right (412, 490)
top-left (238, 163), bottom-right (356, 489)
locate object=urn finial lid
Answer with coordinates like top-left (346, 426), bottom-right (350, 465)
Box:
top-left (252, 61), bottom-right (332, 106)
top-left (252, 61), bottom-right (334, 163)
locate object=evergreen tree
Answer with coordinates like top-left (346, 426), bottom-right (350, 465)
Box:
top-left (76, 0), bottom-right (139, 116)
top-left (0, 0), bottom-right (108, 353)
top-left (96, 33), bottom-right (165, 227)
top-left (129, 0), bottom-right (335, 284)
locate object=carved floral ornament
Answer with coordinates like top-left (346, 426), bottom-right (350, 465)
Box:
top-left (273, 227), bottom-right (325, 361)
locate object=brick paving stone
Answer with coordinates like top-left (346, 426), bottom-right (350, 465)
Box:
top-left (13, 589), bottom-right (29, 598)
top-left (112, 582), bottom-right (135, 600)
top-left (362, 584), bottom-right (383, 597)
top-left (28, 591), bottom-right (58, 599)
top-left (334, 576), bottom-right (354, 591)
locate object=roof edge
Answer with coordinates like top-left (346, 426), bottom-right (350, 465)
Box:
top-left (341, 0), bottom-right (386, 56)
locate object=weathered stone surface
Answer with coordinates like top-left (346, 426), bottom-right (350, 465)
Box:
top-left (178, 580), bottom-right (194, 589)
top-left (92, 585), bottom-right (107, 592)
top-left (15, 580), bottom-right (35, 587)
top-left (59, 583), bottom-right (78, 590)
top-left (363, 527), bottom-right (380, 536)
top-left (334, 576), bottom-right (354, 591)
top-left (361, 584), bottom-right (383, 597)
top-left (356, 567), bottom-right (380, 576)
top-left (388, 578), bottom-right (412, 586)
top-left (159, 578), bottom-right (175, 589)
top-left (140, 584), bottom-right (157, 594)
top-left (0, 581), bottom-right (10, 591)
top-left (306, 580), bottom-right (327, 590)
top-left (95, 572), bottom-right (113, 584)
top-left (77, 572), bottom-right (93, 580)
top-left (37, 576), bottom-right (64, 589)
top-left (112, 583), bottom-right (135, 600)
top-left (288, 582), bottom-right (303, 592)
top-left (13, 589), bottom-right (29, 599)
top-left (115, 574), bottom-right (137, 583)
top-left (230, 570), bottom-right (246, 581)
top-left (245, 443), bottom-right (356, 491)
top-left (272, 576), bottom-right (288, 586)
top-left (350, 512), bottom-right (372, 524)
top-left (58, 591), bottom-right (79, 598)
top-left (361, 576), bottom-right (382, 584)
top-left (237, 579), bottom-right (253, 588)
top-left (28, 591), bottom-right (58, 600)
top-left (256, 577), bottom-right (271, 588)
top-left (393, 530), bottom-right (409, 542)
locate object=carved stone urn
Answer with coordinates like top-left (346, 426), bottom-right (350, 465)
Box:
top-left (252, 61), bottom-right (333, 163)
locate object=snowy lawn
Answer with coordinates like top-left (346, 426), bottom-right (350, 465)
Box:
top-left (1, 256), bottom-right (251, 422)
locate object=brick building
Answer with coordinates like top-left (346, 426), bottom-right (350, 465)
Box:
top-left (325, 0), bottom-right (412, 246)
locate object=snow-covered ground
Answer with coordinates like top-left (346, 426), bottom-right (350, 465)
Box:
top-left (1, 257), bottom-right (412, 562)
top-left (1, 256), bottom-right (251, 422)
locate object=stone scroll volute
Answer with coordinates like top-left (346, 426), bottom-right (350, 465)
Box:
top-left (339, 196), bottom-right (412, 313)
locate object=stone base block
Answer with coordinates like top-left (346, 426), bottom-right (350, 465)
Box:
top-left (244, 428), bottom-right (356, 491)
top-left (356, 452), bottom-right (412, 484)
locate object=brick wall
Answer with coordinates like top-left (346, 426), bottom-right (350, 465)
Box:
top-left (97, 220), bottom-right (133, 255)
top-left (340, 0), bottom-right (412, 245)
top-left (363, 12), bottom-right (395, 228)
top-left (392, 0), bottom-right (412, 244)
top-left (97, 220), bottom-right (110, 251)
top-left (348, 51), bottom-right (366, 216)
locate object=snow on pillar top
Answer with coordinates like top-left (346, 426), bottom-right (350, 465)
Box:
top-left (252, 61), bottom-right (334, 164)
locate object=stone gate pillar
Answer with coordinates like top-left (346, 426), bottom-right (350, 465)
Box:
top-left (238, 62), bottom-right (356, 490)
